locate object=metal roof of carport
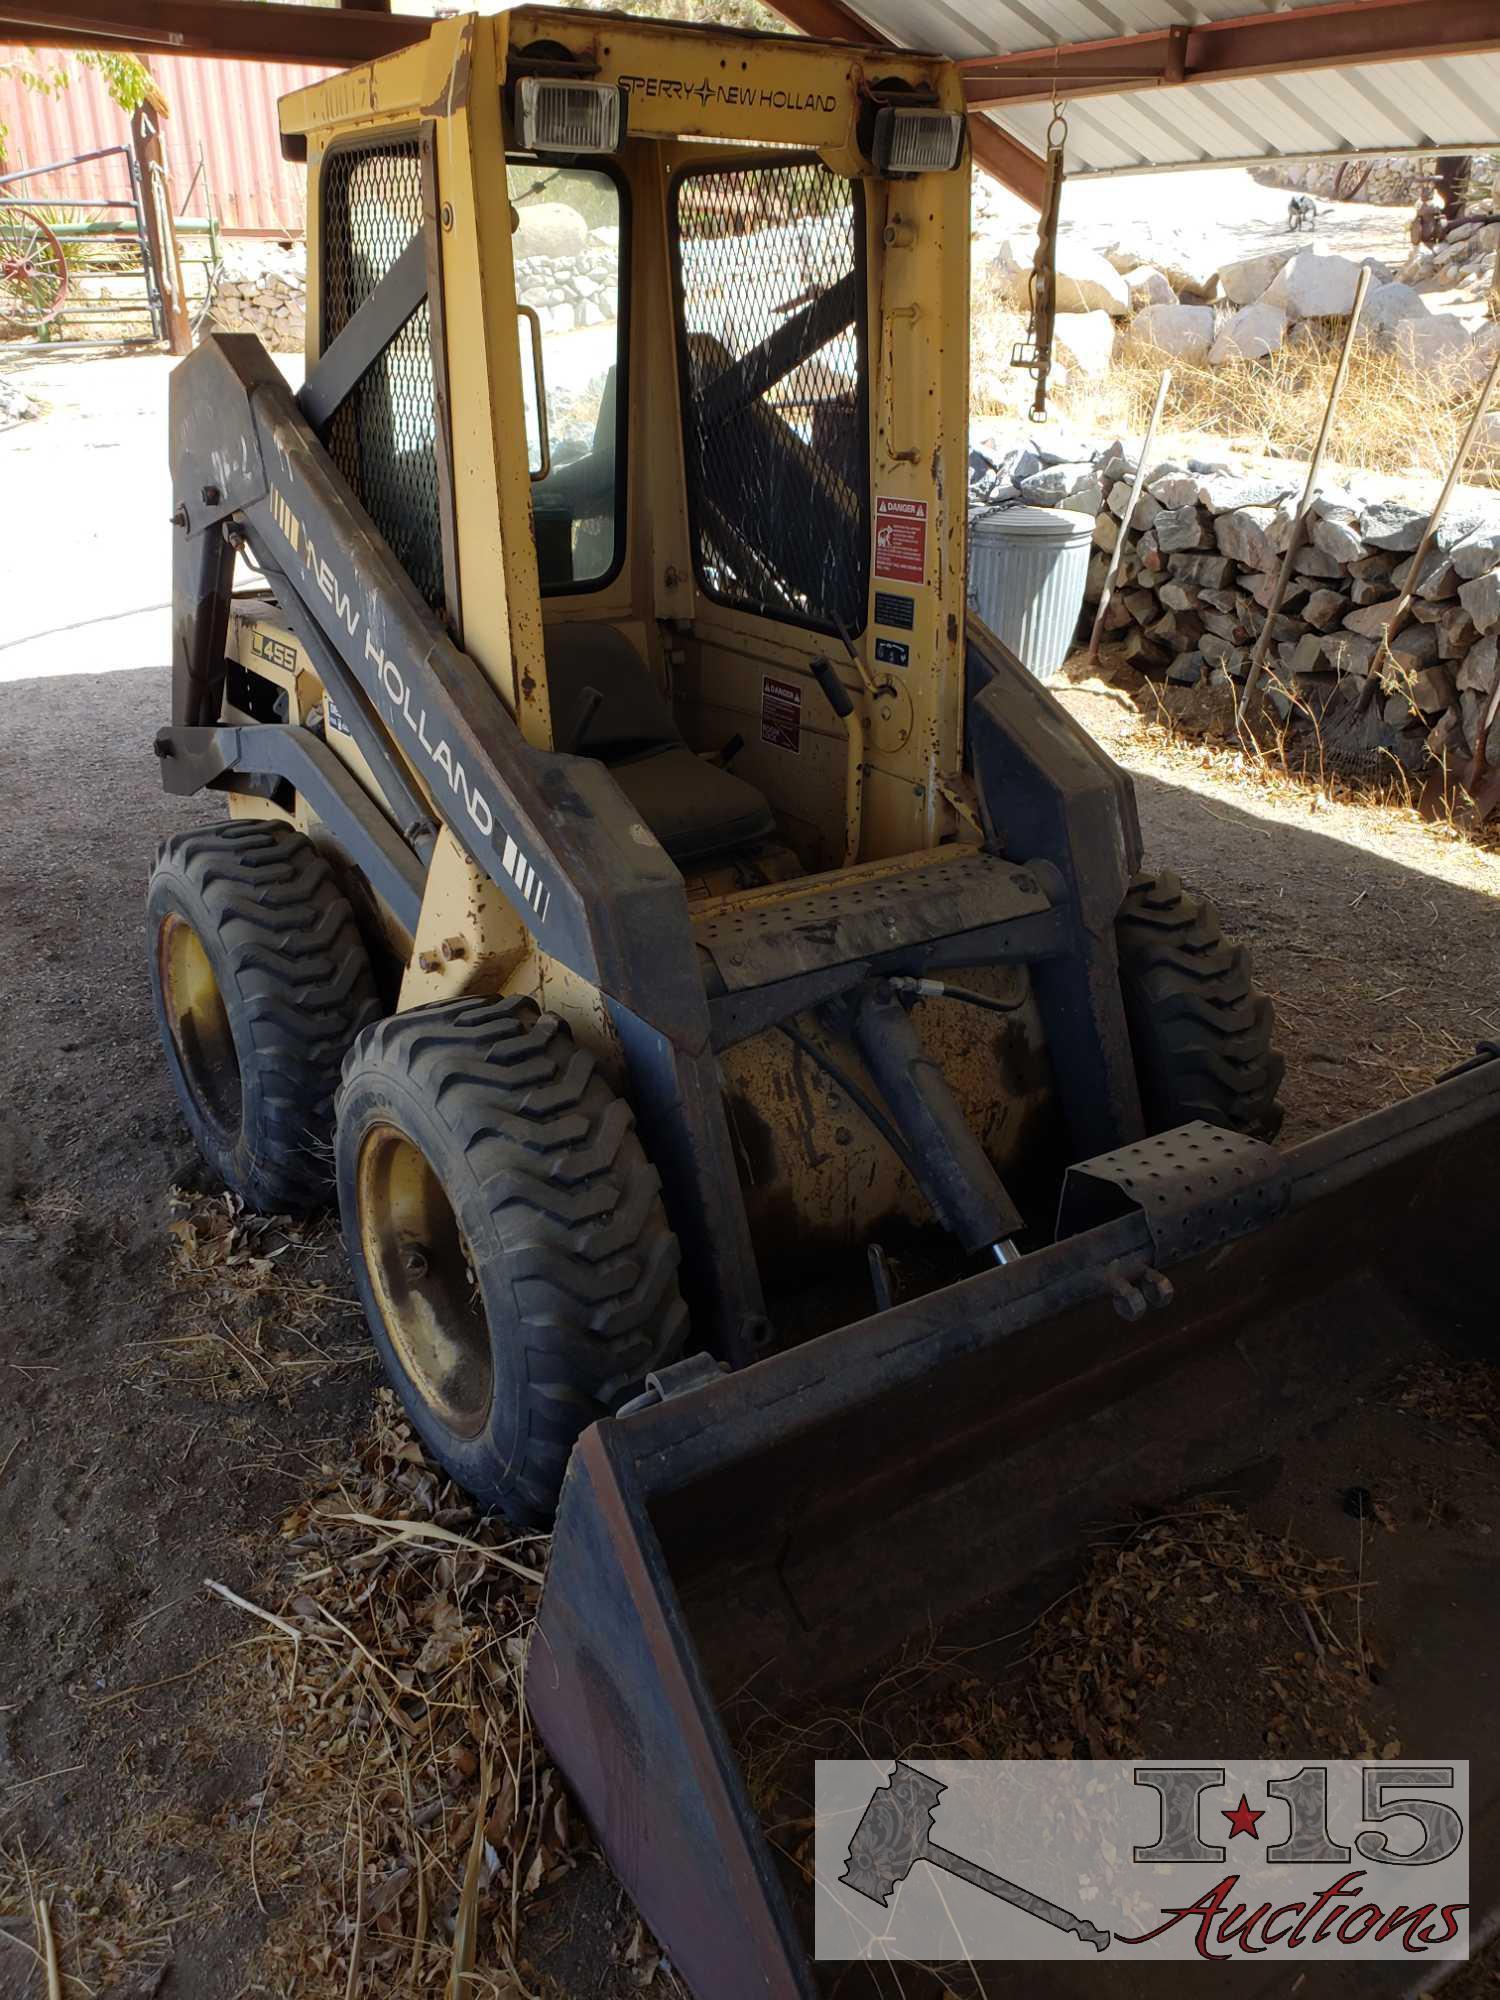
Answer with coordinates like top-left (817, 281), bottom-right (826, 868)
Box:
top-left (775, 0), bottom-right (1500, 202)
top-left (9, 0), bottom-right (1500, 211)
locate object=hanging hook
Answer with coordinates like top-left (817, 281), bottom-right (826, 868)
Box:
top-left (1011, 91), bottom-right (1068, 422)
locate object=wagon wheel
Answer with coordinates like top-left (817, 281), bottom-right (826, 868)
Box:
top-left (0, 206), bottom-right (69, 329)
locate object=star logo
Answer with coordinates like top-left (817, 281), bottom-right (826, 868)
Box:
top-left (1222, 1794), bottom-right (1265, 1840)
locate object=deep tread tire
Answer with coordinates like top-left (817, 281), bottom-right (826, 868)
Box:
top-left (147, 819), bottom-right (381, 1210)
top-left (335, 995), bottom-right (690, 1524)
top-left (1116, 868), bottom-right (1285, 1141)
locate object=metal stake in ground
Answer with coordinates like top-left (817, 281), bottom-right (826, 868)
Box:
top-left (1238, 263), bottom-right (1372, 724)
top-left (1334, 349), bottom-right (1500, 777)
top-left (1384, 348), bottom-right (1500, 644)
top-left (841, 1761), bottom-right (1112, 1951)
top-left (1087, 367), bottom-right (1171, 663)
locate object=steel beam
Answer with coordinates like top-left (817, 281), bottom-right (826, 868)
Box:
top-left (960, 0), bottom-right (1500, 109)
top-left (765, 0), bottom-right (1047, 206)
top-left (0, 0), bottom-right (424, 64)
top-left (967, 119), bottom-right (1047, 210)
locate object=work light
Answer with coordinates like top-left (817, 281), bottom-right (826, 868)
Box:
top-left (872, 106), bottom-right (965, 175)
top-left (516, 77), bottom-right (624, 155)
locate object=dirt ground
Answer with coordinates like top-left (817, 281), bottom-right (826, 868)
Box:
top-left (2, 352), bottom-right (1498, 1997)
top-left (1055, 669), bottom-right (1500, 1143)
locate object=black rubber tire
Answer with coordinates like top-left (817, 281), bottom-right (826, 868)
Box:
top-left (335, 995), bottom-right (689, 1525)
top-left (147, 819), bottom-right (381, 1211)
top-left (1116, 868), bottom-right (1285, 1141)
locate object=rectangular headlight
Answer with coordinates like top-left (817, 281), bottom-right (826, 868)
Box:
top-left (873, 106), bottom-right (964, 176)
top-left (516, 77), bottom-right (623, 155)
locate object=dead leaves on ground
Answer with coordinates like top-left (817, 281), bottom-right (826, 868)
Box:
top-left (148, 1189), bottom-right (366, 1400)
top-left (204, 1390), bottom-right (581, 1999)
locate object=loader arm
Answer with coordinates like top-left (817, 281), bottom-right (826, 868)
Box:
top-left (159, 332), bottom-right (770, 1361)
top-left (165, 335), bottom-right (700, 1036)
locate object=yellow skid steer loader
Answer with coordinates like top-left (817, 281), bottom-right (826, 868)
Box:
top-left (149, 11), bottom-right (1499, 1993)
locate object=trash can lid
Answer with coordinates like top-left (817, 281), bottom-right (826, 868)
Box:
top-left (970, 505), bottom-right (1095, 542)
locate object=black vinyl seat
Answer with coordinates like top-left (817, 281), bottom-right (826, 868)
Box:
top-left (543, 623), bottom-right (775, 866)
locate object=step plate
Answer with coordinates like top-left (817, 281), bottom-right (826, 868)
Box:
top-left (692, 851), bottom-right (1051, 992)
top-left (1057, 1120), bottom-right (1288, 1262)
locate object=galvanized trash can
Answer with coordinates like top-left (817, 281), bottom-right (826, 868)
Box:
top-left (967, 506), bottom-right (1095, 683)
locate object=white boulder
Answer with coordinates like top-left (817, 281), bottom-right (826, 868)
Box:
top-left (1054, 310), bottom-right (1118, 378)
top-left (1126, 304), bottom-right (1215, 363)
top-left (982, 236), bottom-right (1037, 310)
top-left (1361, 281), bottom-right (1430, 337)
top-left (1264, 250), bottom-right (1365, 319)
top-left (1209, 302), bottom-right (1287, 365)
top-left (983, 237), bottom-right (1130, 316)
top-left (1218, 249), bottom-right (1296, 307)
top-left (1055, 242), bottom-right (1132, 316)
top-left (512, 201), bottom-right (590, 260)
top-left (1391, 314), bottom-right (1476, 378)
top-left (1124, 265), bottom-right (1176, 308)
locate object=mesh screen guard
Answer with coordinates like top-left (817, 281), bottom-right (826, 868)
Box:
top-left (321, 140), bottom-right (444, 612)
top-left (673, 158), bottom-right (870, 636)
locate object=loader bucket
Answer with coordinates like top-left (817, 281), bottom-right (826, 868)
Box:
top-left (528, 1060), bottom-right (1500, 2000)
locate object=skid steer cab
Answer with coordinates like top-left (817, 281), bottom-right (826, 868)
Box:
top-left (146, 8), bottom-right (1500, 1990)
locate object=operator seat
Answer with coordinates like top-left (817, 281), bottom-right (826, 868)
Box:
top-left (542, 623), bottom-right (776, 867)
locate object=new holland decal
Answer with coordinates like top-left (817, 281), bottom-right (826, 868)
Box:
top-left (264, 483), bottom-right (549, 924)
top-left (618, 74), bottom-right (836, 114)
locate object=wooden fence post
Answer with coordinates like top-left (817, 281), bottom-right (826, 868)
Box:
top-left (131, 88), bottom-right (191, 356)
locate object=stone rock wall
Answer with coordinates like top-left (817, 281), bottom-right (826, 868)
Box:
top-left (513, 225), bottom-right (619, 332)
top-left (969, 429), bottom-right (1500, 776)
top-left (976, 214), bottom-right (1500, 394)
top-left (1251, 159), bottom-right (1425, 208)
top-left (1399, 220), bottom-right (1500, 301)
top-left (205, 227), bottom-right (623, 352)
top-left (208, 239), bottom-right (307, 352)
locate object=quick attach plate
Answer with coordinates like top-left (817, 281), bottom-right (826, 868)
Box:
top-left (1056, 1121), bottom-right (1288, 1264)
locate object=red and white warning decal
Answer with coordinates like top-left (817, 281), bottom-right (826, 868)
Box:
top-left (761, 674), bottom-right (802, 753)
top-left (874, 495), bottom-right (928, 584)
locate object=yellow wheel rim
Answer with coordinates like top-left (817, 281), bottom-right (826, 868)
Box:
top-left (357, 1124), bottom-right (492, 1436)
top-left (158, 913), bottom-right (243, 1143)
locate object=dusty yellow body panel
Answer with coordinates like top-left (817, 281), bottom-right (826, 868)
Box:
top-left (723, 968), bottom-right (1053, 1260)
top-left (397, 829), bottom-right (530, 1007)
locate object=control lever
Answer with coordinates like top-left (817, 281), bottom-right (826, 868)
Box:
top-left (569, 684), bottom-right (604, 754)
top-left (811, 654), bottom-right (864, 866)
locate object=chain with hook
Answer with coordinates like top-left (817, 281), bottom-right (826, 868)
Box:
top-left (1013, 90), bottom-right (1069, 423)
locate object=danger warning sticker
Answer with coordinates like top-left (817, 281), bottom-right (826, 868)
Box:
top-left (874, 495), bottom-right (928, 584)
top-left (761, 674), bottom-right (802, 753)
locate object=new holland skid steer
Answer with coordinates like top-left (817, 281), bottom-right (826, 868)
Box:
top-left (149, 10), bottom-right (1499, 1993)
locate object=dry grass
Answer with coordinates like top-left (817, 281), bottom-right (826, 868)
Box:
top-left (973, 308), bottom-right (1498, 487)
top-left (0, 1839), bottom-right (190, 1997)
top-left (1096, 656), bottom-right (1500, 857)
top-left (1074, 328), bottom-right (1491, 483)
top-left (17, 1183), bottom-right (85, 1229)
top-left (139, 1188), bottom-right (368, 1400)
top-left (1390, 1357), bottom-right (1500, 1459)
top-left (182, 1388), bottom-right (612, 2000)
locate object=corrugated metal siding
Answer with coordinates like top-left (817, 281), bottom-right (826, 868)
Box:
top-left (0, 50), bottom-right (330, 231)
top-left (848, 0), bottom-right (1500, 178)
